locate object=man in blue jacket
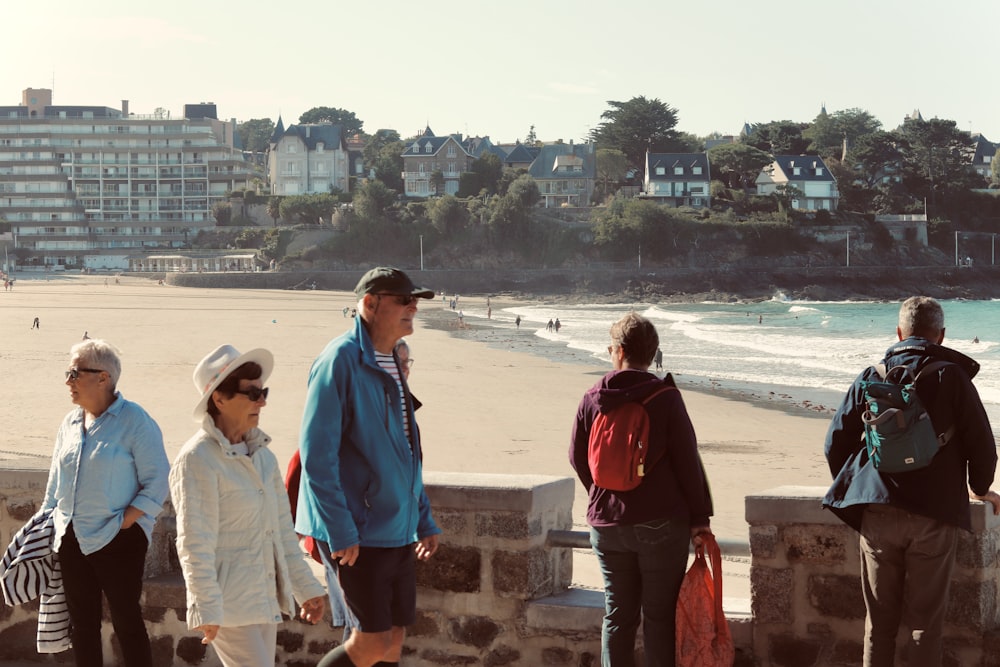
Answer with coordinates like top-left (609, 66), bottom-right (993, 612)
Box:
top-left (297, 267), bottom-right (441, 667)
top-left (824, 296), bottom-right (999, 667)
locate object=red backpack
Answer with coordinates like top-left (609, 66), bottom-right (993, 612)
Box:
top-left (284, 450), bottom-right (322, 564)
top-left (587, 387), bottom-right (673, 491)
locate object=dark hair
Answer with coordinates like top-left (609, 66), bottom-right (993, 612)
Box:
top-left (610, 313), bottom-right (659, 368)
top-left (207, 362), bottom-right (263, 417)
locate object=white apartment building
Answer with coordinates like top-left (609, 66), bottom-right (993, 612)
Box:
top-left (267, 118), bottom-right (351, 195)
top-left (0, 88), bottom-right (249, 269)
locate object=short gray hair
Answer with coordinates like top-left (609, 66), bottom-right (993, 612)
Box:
top-left (394, 338), bottom-right (410, 356)
top-left (70, 339), bottom-right (122, 387)
top-left (898, 296), bottom-right (944, 339)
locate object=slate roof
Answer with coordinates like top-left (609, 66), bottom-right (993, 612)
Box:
top-left (402, 132), bottom-right (472, 158)
top-left (274, 122), bottom-right (348, 151)
top-left (503, 143), bottom-right (538, 164)
top-left (767, 155), bottom-right (835, 182)
top-left (971, 133), bottom-right (996, 165)
top-left (527, 143), bottom-right (596, 180)
top-left (646, 153), bottom-right (711, 180)
top-left (270, 116), bottom-right (285, 144)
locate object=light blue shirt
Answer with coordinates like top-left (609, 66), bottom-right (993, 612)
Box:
top-left (42, 393), bottom-right (169, 555)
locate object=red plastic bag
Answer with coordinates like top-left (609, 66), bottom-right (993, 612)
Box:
top-left (676, 534), bottom-right (735, 667)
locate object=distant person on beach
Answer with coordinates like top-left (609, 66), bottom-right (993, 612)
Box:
top-left (487, 306), bottom-right (492, 319)
top-left (824, 296), bottom-right (1000, 666)
top-left (31, 317), bottom-right (40, 330)
top-left (42, 339), bottom-right (169, 666)
top-left (973, 336), bottom-right (980, 344)
top-left (515, 315), bottom-right (521, 329)
top-left (170, 345), bottom-right (325, 666)
top-left (458, 310), bottom-right (464, 327)
top-left (82, 331), bottom-right (90, 340)
top-left (554, 318), bottom-right (561, 333)
top-left (546, 319), bottom-right (554, 332)
top-left (654, 348), bottom-right (663, 371)
top-left (758, 314), bottom-right (763, 324)
top-left (297, 267), bottom-right (440, 667)
top-left (570, 313), bottom-right (714, 665)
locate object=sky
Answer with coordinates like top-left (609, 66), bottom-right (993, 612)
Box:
top-left (6, 0), bottom-right (1000, 144)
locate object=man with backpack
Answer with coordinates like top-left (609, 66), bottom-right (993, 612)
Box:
top-left (570, 312), bottom-right (714, 666)
top-left (824, 296), bottom-right (1000, 667)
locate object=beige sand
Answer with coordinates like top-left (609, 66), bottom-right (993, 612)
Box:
top-left (0, 274), bottom-right (834, 596)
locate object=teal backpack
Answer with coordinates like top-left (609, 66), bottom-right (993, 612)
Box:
top-left (860, 361), bottom-right (955, 473)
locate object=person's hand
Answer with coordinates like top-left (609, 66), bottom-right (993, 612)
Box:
top-left (120, 506), bottom-right (144, 530)
top-left (415, 534), bottom-right (439, 561)
top-left (333, 543), bottom-right (360, 567)
top-left (195, 624), bottom-right (219, 644)
top-left (970, 489), bottom-right (1000, 515)
top-left (690, 525), bottom-right (713, 549)
top-left (299, 596), bottom-right (326, 624)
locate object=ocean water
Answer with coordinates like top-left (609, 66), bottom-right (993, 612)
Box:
top-left (463, 297), bottom-right (1000, 430)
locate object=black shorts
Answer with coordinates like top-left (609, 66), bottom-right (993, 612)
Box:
top-left (320, 543), bottom-right (416, 633)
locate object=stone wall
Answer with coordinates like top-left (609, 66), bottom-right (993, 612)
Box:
top-left (0, 468), bottom-right (601, 666)
top-left (747, 485), bottom-right (1000, 667)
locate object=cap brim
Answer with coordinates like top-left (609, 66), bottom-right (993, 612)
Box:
top-left (193, 348), bottom-right (274, 420)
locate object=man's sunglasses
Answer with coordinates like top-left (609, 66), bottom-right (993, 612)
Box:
top-left (375, 293), bottom-right (418, 306)
top-left (65, 367), bottom-right (104, 380)
top-left (234, 386), bottom-right (269, 401)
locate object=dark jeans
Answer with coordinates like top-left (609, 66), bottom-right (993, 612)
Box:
top-left (591, 519), bottom-right (690, 667)
top-left (58, 522), bottom-right (152, 667)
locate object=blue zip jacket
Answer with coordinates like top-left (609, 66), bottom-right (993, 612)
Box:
top-left (823, 337), bottom-right (996, 532)
top-left (295, 316), bottom-right (439, 551)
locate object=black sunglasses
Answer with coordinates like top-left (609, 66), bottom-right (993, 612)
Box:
top-left (234, 386), bottom-right (269, 401)
top-left (65, 367), bottom-right (104, 380)
top-left (376, 293), bottom-right (418, 306)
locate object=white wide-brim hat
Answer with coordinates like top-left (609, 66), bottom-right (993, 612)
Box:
top-left (192, 344), bottom-right (274, 420)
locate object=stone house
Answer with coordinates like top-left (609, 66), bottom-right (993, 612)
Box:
top-left (642, 152), bottom-right (712, 208)
top-left (756, 155), bottom-right (840, 211)
top-left (267, 118), bottom-right (351, 195)
top-left (526, 142), bottom-right (597, 207)
top-left (401, 127), bottom-right (476, 197)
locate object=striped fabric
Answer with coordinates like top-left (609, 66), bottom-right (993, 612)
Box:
top-left (1, 508), bottom-right (72, 653)
top-left (376, 351), bottom-right (413, 448)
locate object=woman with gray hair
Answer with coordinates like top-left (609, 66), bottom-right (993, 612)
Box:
top-left (41, 339), bottom-right (170, 667)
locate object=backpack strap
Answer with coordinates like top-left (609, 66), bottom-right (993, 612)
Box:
top-left (913, 360), bottom-right (957, 446)
top-left (640, 386), bottom-right (675, 407)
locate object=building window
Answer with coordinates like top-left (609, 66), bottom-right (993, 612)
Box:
top-left (655, 167), bottom-right (665, 176)
top-left (693, 166), bottom-right (702, 175)
top-left (287, 143), bottom-right (297, 153)
top-left (792, 167), bottom-right (801, 175)
top-left (815, 167), bottom-right (824, 176)
top-left (447, 145), bottom-right (456, 157)
top-left (674, 166), bottom-right (683, 175)
top-left (424, 143), bottom-right (432, 154)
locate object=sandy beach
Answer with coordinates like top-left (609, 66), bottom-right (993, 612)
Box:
top-left (0, 274), bottom-right (834, 597)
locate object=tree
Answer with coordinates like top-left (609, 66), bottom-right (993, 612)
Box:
top-left (497, 168), bottom-right (529, 197)
top-left (369, 137), bottom-right (405, 191)
top-left (237, 118), bottom-right (275, 153)
top-left (706, 143), bottom-right (773, 190)
top-left (267, 196), bottom-right (283, 226)
top-left (471, 153), bottom-right (504, 194)
top-left (847, 131), bottom-right (902, 189)
top-left (430, 170), bottom-right (445, 196)
top-left (363, 130), bottom-right (401, 171)
top-left (743, 120), bottom-right (810, 155)
top-left (804, 108), bottom-right (881, 160)
top-left (489, 175), bottom-right (539, 245)
top-left (590, 96), bottom-right (681, 170)
top-left (525, 125), bottom-right (539, 146)
top-left (212, 202), bottom-right (232, 226)
top-left (596, 148), bottom-right (629, 199)
top-left (895, 117), bottom-right (977, 205)
top-left (279, 193), bottom-right (338, 224)
top-left (354, 179), bottom-right (398, 220)
top-left (298, 107), bottom-right (364, 135)
top-left (428, 194), bottom-right (470, 234)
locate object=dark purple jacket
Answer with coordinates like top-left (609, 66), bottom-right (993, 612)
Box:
top-left (570, 369), bottom-right (713, 528)
top-left (823, 337), bottom-right (997, 532)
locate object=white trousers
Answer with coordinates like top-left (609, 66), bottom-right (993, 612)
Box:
top-left (211, 622), bottom-right (278, 667)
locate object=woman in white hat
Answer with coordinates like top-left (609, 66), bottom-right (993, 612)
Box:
top-left (169, 344), bottom-right (326, 666)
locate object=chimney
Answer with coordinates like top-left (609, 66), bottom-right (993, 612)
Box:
top-left (122, 100), bottom-right (129, 117)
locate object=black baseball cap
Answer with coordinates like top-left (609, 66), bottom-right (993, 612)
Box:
top-left (354, 266), bottom-right (434, 299)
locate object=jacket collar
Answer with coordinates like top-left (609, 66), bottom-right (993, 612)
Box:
top-left (885, 337), bottom-right (980, 380)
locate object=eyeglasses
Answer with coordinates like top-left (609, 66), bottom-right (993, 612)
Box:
top-left (376, 293), bottom-right (418, 306)
top-left (65, 367), bottom-right (104, 380)
top-left (234, 386), bottom-right (269, 401)
top-left (399, 358), bottom-right (415, 369)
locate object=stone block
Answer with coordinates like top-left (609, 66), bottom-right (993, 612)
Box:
top-left (750, 524), bottom-right (778, 560)
top-left (416, 544), bottom-right (481, 593)
top-left (0, 618), bottom-right (42, 661)
top-left (476, 511), bottom-right (542, 540)
top-left (308, 637), bottom-right (341, 655)
top-left (142, 573), bottom-right (187, 610)
top-left (828, 638), bottom-right (863, 665)
top-left (448, 615), bottom-right (502, 649)
top-left (175, 635), bottom-right (208, 665)
top-left (277, 628), bottom-right (304, 653)
top-left (5, 497), bottom-right (36, 522)
top-left (807, 574), bottom-right (865, 619)
top-left (484, 644), bottom-right (521, 666)
top-left (493, 548), bottom-right (554, 599)
top-left (945, 578), bottom-right (997, 632)
top-left (751, 566), bottom-right (793, 624)
top-left (410, 609), bottom-right (441, 638)
top-left (956, 528), bottom-right (1000, 569)
top-left (542, 646), bottom-right (575, 664)
top-left (420, 647), bottom-right (479, 665)
top-left (150, 635), bottom-right (174, 667)
top-left (435, 509), bottom-right (467, 537)
top-left (769, 632), bottom-right (822, 666)
top-left (785, 525), bottom-right (848, 563)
